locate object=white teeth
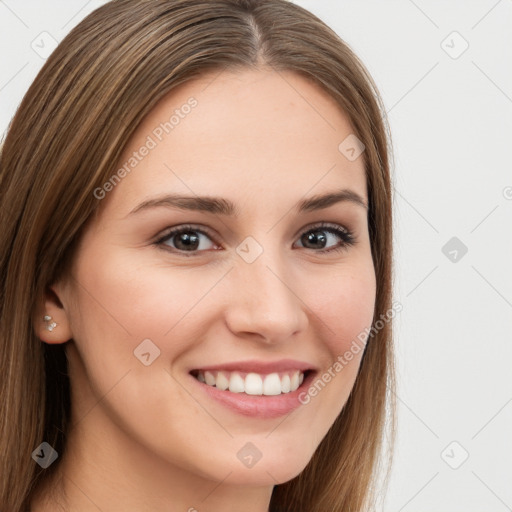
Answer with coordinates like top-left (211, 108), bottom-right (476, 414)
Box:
top-left (245, 373), bottom-right (263, 395)
top-left (290, 371), bottom-right (299, 391)
top-left (204, 371), bottom-right (216, 386)
top-left (281, 374), bottom-right (291, 393)
top-left (194, 369), bottom-right (306, 395)
top-left (228, 372), bottom-right (245, 393)
top-left (216, 371), bottom-right (229, 391)
top-left (262, 373), bottom-right (282, 395)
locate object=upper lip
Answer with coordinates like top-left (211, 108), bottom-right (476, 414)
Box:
top-left (190, 358), bottom-right (317, 374)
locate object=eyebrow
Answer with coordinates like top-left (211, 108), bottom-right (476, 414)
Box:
top-left (126, 188), bottom-right (368, 218)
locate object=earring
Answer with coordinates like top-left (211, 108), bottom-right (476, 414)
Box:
top-left (43, 315), bottom-right (58, 332)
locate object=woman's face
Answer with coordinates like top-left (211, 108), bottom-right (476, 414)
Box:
top-left (55, 68), bottom-right (376, 487)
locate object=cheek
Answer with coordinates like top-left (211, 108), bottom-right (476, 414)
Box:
top-left (65, 246), bottom-right (210, 456)
top-left (69, 244), bottom-right (213, 353)
top-left (312, 261), bottom-right (377, 356)
top-left (295, 260), bottom-right (376, 434)
top-left (65, 244), bottom-right (224, 428)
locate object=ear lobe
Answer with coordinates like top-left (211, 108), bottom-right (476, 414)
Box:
top-left (33, 284), bottom-right (73, 344)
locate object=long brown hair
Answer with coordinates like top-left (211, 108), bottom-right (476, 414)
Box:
top-left (0, 1), bottom-right (395, 510)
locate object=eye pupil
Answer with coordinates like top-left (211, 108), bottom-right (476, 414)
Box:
top-left (175, 231), bottom-right (199, 250)
top-left (302, 231), bottom-right (327, 249)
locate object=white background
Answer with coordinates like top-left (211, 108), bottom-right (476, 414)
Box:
top-left (1, 1), bottom-right (511, 510)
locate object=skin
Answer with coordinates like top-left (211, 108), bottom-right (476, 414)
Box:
top-left (32, 67), bottom-right (376, 512)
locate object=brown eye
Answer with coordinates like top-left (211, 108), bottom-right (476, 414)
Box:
top-left (294, 224), bottom-right (355, 253)
top-left (156, 225), bottom-right (218, 255)
top-left (155, 222), bottom-right (355, 257)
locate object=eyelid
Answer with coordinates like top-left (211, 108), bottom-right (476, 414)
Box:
top-left (154, 223), bottom-right (220, 248)
top-left (297, 221), bottom-right (351, 237)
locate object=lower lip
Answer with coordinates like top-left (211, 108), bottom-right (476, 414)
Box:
top-left (189, 371), bottom-right (316, 419)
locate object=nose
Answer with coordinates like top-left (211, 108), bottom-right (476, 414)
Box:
top-left (223, 247), bottom-right (309, 344)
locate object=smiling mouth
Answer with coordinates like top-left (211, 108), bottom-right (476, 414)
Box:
top-left (190, 369), bottom-right (313, 396)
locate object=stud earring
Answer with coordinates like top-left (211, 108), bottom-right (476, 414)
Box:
top-left (43, 315), bottom-right (58, 332)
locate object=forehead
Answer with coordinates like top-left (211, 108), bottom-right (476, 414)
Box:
top-left (103, 68), bottom-right (367, 217)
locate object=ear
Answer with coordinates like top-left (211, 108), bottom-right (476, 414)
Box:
top-left (33, 283), bottom-right (73, 344)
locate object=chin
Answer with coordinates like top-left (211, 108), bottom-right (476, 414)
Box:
top-left (217, 446), bottom-right (313, 486)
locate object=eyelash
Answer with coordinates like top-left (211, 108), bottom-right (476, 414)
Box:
top-left (154, 222), bottom-right (356, 257)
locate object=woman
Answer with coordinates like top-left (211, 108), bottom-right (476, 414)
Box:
top-left (0, 0), bottom-right (395, 510)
